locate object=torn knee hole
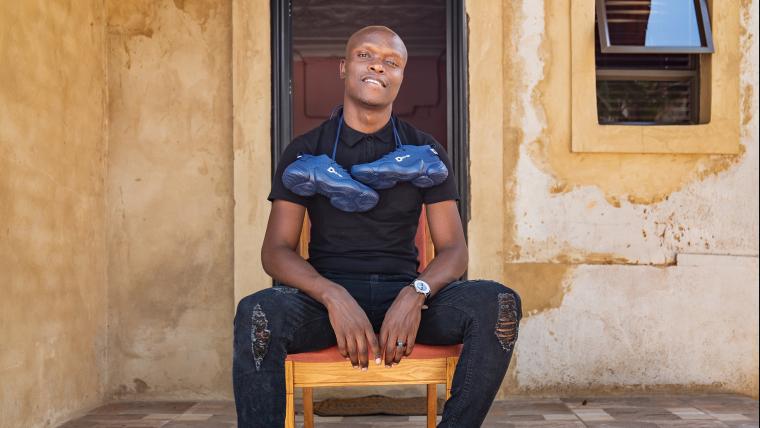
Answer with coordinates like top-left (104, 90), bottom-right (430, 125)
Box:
top-left (495, 292), bottom-right (519, 353)
top-left (251, 303), bottom-right (271, 371)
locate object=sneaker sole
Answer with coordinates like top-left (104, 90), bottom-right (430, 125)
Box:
top-left (315, 179), bottom-right (378, 212)
top-left (283, 165), bottom-right (378, 212)
top-left (352, 160), bottom-right (448, 189)
top-left (282, 167), bottom-right (317, 196)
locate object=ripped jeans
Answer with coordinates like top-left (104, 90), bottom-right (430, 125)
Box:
top-left (232, 271), bottom-right (523, 428)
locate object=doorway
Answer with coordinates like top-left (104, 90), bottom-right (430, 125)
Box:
top-left (271, 0), bottom-right (469, 268)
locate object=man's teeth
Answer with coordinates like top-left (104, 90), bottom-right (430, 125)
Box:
top-left (364, 78), bottom-right (382, 86)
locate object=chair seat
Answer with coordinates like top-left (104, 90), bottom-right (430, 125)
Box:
top-left (286, 343), bottom-right (463, 363)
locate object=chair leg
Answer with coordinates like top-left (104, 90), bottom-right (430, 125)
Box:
top-left (303, 387), bottom-right (314, 428)
top-left (446, 357), bottom-right (457, 400)
top-left (285, 361), bottom-right (295, 428)
top-left (426, 384), bottom-right (437, 428)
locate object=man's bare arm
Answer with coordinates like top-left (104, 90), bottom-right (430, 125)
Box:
top-left (261, 200), bottom-right (339, 304)
top-left (261, 200), bottom-right (381, 369)
top-left (417, 199), bottom-right (469, 297)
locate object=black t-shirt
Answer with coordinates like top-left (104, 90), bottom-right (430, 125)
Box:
top-left (268, 113), bottom-right (459, 276)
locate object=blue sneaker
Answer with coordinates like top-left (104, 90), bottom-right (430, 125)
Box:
top-left (350, 144), bottom-right (449, 190)
top-left (282, 153), bottom-right (379, 212)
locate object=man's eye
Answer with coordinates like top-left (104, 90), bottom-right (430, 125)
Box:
top-left (386, 60), bottom-right (398, 67)
top-left (358, 52), bottom-right (369, 58)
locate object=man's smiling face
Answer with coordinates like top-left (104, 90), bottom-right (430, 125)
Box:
top-left (340, 27), bottom-right (407, 109)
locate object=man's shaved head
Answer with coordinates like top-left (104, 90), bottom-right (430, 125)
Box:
top-left (345, 26), bottom-right (407, 60)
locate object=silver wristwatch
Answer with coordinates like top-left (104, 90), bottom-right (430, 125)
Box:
top-left (408, 279), bottom-right (431, 300)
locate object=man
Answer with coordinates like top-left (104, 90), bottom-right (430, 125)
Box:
top-left (233, 26), bottom-right (522, 427)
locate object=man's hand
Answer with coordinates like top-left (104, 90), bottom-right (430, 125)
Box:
top-left (323, 287), bottom-right (381, 370)
top-left (379, 285), bottom-right (426, 367)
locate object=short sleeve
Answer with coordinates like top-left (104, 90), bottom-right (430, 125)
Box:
top-left (422, 140), bottom-right (459, 205)
top-left (268, 139), bottom-right (311, 207)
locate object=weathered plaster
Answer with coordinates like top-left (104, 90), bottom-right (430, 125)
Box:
top-left (500, 0), bottom-right (526, 264)
top-left (105, 0), bottom-right (233, 399)
top-left (509, 0), bottom-right (759, 266)
top-left (535, 0), bottom-right (753, 204)
top-left (492, 0), bottom-right (759, 399)
top-left (0, 1), bottom-right (108, 427)
top-left (515, 255), bottom-right (759, 397)
top-left (232, 0), bottom-right (272, 305)
top-left (503, 263), bottom-right (573, 316)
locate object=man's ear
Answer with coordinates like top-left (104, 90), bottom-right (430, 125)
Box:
top-left (339, 59), bottom-right (346, 80)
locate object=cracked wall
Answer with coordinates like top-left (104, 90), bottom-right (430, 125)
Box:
top-left (517, 256), bottom-right (759, 396)
top-left (467, 0), bottom-right (759, 398)
top-left (0, 1), bottom-right (108, 427)
top-left (105, 0), bottom-right (234, 399)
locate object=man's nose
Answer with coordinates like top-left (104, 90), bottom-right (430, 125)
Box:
top-left (368, 62), bottom-right (384, 74)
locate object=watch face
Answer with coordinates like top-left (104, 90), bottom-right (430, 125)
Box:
top-left (413, 279), bottom-right (431, 294)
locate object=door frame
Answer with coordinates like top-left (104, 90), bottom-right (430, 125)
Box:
top-left (270, 0), bottom-right (470, 238)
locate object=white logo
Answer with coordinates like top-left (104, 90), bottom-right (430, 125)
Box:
top-left (395, 155), bottom-right (411, 162)
top-left (430, 148), bottom-right (438, 155)
top-left (326, 166), bottom-right (342, 177)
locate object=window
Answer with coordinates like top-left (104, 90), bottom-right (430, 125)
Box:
top-left (569, 0), bottom-right (740, 154)
top-left (596, 0), bottom-right (714, 54)
top-left (595, 31), bottom-right (702, 125)
top-left (594, 0), bottom-right (713, 125)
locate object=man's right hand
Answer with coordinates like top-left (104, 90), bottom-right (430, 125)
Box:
top-left (323, 286), bottom-right (381, 370)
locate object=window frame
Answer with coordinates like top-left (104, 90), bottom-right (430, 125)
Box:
top-left (570, 0), bottom-right (741, 154)
top-left (595, 0), bottom-right (715, 54)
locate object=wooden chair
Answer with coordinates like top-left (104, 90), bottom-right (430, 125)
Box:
top-left (284, 343), bottom-right (462, 428)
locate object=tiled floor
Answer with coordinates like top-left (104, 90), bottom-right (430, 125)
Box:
top-left (59, 394), bottom-right (758, 427)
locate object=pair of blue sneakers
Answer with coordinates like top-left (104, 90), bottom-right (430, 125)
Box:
top-left (282, 114), bottom-right (448, 212)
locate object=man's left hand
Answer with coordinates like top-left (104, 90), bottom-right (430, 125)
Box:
top-left (379, 285), bottom-right (426, 367)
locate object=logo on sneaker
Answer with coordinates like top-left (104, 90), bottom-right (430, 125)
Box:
top-left (395, 154), bottom-right (411, 162)
top-left (326, 166), bottom-right (343, 177)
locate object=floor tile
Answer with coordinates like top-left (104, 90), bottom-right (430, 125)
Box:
top-left (57, 394), bottom-right (759, 427)
top-left (584, 423), bottom-right (660, 428)
top-left (721, 423), bottom-right (759, 428)
top-left (543, 413), bottom-right (580, 421)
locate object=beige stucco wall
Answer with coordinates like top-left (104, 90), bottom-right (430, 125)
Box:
top-left (233, 0), bottom-right (272, 304)
top-left (0, 1), bottom-right (108, 427)
top-left (466, 0), bottom-right (759, 398)
top-left (105, 0), bottom-right (234, 399)
top-left (1, 1), bottom-right (757, 425)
